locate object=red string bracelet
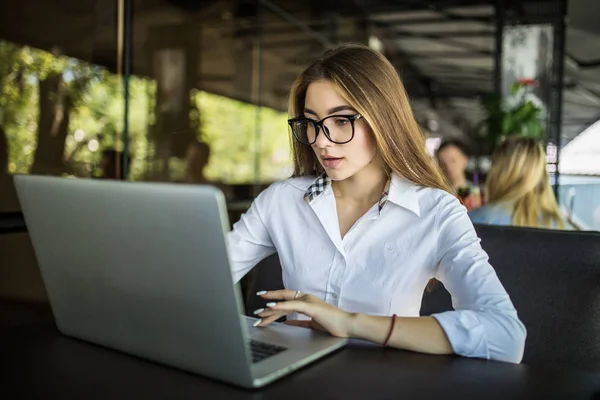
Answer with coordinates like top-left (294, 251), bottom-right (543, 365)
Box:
top-left (383, 314), bottom-right (397, 347)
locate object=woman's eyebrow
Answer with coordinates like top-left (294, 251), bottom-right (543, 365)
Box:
top-left (327, 105), bottom-right (356, 114)
top-left (303, 108), bottom-right (318, 117)
top-left (303, 105), bottom-right (356, 117)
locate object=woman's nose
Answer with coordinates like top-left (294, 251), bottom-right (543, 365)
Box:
top-left (313, 127), bottom-right (334, 148)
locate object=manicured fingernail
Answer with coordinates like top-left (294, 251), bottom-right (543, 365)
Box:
top-left (266, 302), bottom-right (276, 307)
top-left (256, 291), bottom-right (267, 295)
top-left (253, 319), bottom-right (262, 327)
top-left (253, 308), bottom-right (264, 315)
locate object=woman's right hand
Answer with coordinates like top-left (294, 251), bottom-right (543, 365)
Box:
top-left (252, 290), bottom-right (292, 326)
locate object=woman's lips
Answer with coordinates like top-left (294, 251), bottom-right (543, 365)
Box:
top-left (322, 157), bottom-right (343, 169)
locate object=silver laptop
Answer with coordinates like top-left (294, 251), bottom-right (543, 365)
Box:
top-left (14, 175), bottom-right (347, 388)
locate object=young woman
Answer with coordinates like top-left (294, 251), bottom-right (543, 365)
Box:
top-left (436, 140), bottom-right (482, 211)
top-left (228, 44), bottom-right (526, 363)
top-left (469, 136), bottom-right (572, 229)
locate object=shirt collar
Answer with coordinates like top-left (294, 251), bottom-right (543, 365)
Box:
top-left (303, 174), bottom-right (331, 204)
top-left (303, 173), bottom-right (392, 214)
top-left (388, 173), bottom-right (421, 217)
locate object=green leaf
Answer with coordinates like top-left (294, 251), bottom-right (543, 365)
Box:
top-left (510, 82), bottom-right (522, 95)
top-left (502, 114), bottom-right (514, 135)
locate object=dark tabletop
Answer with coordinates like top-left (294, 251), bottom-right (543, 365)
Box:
top-left (1, 322), bottom-right (600, 400)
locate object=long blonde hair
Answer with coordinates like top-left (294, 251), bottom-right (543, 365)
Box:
top-left (287, 44), bottom-right (453, 195)
top-left (486, 136), bottom-right (566, 229)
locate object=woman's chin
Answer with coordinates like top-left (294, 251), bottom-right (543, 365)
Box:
top-left (324, 168), bottom-right (351, 181)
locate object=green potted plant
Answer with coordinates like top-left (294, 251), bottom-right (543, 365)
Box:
top-left (477, 79), bottom-right (546, 149)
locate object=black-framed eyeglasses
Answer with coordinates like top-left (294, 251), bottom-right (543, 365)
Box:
top-left (288, 114), bottom-right (363, 145)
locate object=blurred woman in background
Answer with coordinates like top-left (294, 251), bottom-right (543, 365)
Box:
top-left (185, 139), bottom-right (212, 184)
top-left (436, 140), bottom-right (481, 211)
top-left (185, 139), bottom-right (232, 200)
top-left (469, 136), bottom-right (572, 229)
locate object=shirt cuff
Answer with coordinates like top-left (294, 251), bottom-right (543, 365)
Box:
top-left (432, 310), bottom-right (489, 359)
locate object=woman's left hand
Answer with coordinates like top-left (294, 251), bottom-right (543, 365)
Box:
top-left (255, 290), bottom-right (355, 338)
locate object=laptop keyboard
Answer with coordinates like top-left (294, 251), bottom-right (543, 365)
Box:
top-left (250, 340), bottom-right (287, 363)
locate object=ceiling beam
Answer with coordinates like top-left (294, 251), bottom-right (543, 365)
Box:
top-left (259, 0), bottom-right (333, 48)
top-left (372, 22), bottom-right (492, 54)
top-left (569, 57), bottom-right (600, 69)
top-left (415, 63), bottom-right (491, 73)
top-left (370, 16), bottom-right (492, 25)
top-left (260, 37), bottom-right (355, 49)
top-left (387, 0), bottom-right (494, 24)
top-left (398, 50), bottom-right (493, 58)
top-left (418, 70), bottom-right (491, 77)
top-left (390, 28), bottom-right (494, 38)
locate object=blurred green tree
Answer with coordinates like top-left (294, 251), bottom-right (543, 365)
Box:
top-left (0, 40), bottom-right (292, 184)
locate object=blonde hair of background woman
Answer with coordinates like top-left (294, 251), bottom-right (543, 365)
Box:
top-left (287, 44), bottom-right (453, 195)
top-left (486, 136), bottom-right (566, 229)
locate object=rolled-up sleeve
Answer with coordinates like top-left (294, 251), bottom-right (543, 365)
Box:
top-left (227, 187), bottom-right (277, 283)
top-left (431, 194), bottom-right (527, 363)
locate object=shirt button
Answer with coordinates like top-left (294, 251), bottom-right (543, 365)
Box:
top-left (332, 293), bottom-right (338, 300)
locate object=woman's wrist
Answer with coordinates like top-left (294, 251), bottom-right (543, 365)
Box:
top-left (346, 312), bottom-right (385, 343)
top-left (351, 313), bottom-right (453, 354)
top-left (345, 311), bottom-right (361, 338)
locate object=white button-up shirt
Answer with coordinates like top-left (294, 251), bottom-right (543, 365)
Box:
top-left (227, 174), bottom-right (526, 363)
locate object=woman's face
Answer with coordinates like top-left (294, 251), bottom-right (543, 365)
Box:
top-left (437, 145), bottom-right (468, 184)
top-left (304, 80), bottom-right (379, 181)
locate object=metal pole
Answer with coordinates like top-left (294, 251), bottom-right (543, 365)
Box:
top-left (118, 0), bottom-right (132, 180)
top-left (551, 0), bottom-right (567, 200)
top-left (494, 0), bottom-right (504, 96)
top-left (253, 0), bottom-right (263, 197)
top-left (123, 0), bottom-right (132, 180)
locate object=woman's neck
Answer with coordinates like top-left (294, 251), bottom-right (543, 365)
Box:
top-left (331, 165), bottom-right (388, 205)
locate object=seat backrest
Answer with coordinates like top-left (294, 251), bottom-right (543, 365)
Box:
top-left (241, 253), bottom-right (284, 316)
top-left (243, 225), bottom-right (600, 372)
top-left (421, 224), bottom-right (600, 372)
